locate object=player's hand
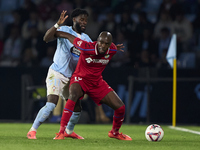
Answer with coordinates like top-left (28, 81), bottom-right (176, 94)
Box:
top-left (116, 44), bottom-right (124, 52)
top-left (57, 10), bottom-right (68, 26)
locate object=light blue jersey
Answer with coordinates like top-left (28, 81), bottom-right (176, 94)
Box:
top-left (50, 26), bottom-right (92, 78)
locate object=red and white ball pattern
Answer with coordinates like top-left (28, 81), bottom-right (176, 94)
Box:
top-left (145, 124), bottom-right (164, 141)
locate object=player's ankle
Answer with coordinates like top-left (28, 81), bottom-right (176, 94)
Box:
top-left (66, 128), bottom-right (73, 134)
top-left (111, 129), bottom-right (119, 136)
top-left (30, 127), bottom-right (37, 132)
top-left (59, 126), bottom-right (65, 134)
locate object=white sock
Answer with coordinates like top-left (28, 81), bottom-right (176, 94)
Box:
top-left (29, 127), bottom-right (37, 132)
top-left (65, 127), bottom-right (73, 135)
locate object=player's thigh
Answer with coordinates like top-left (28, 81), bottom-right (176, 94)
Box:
top-left (68, 83), bottom-right (84, 101)
top-left (61, 81), bottom-right (69, 100)
top-left (101, 91), bottom-right (124, 110)
top-left (46, 69), bottom-right (70, 99)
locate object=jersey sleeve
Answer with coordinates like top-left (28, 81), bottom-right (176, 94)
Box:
top-left (109, 43), bottom-right (117, 55)
top-left (73, 37), bottom-right (95, 55)
top-left (83, 33), bottom-right (93, 42)
top-left (57, 26), bottom-right (69, 32)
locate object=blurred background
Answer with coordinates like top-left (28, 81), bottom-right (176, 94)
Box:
top-left (0, 0), bottom-right (200, 125)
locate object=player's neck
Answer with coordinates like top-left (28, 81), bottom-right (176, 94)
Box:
top-left (72, 27), bottom-right (82, 35)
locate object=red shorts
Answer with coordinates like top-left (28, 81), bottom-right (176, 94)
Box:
top-left (70, 75), bottom-right (114, 105)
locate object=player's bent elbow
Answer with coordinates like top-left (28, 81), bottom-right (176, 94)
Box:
top-left (43, 35), bottom-right (55, 43)
top-left (43, 36), bottom-right (48, 43)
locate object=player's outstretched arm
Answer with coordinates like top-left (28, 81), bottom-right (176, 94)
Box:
top-left (116, 44), bottom-right (124, 52)
top-left (43, 10), bottom-right (68, 43)
top-left (55, 31), bottom-right (76, 44)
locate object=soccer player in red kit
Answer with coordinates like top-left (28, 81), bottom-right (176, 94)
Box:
top-left (53, 31), bottom-right (132, 140)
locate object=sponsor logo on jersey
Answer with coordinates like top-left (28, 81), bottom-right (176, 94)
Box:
top-left (105, 54), bottom-right (110, 58)
top-left (85, 57), bottom-right (93, 63)
top-left (77, 40), bottom-right (83, 46)
top-left (85, 57), bottom-right (109, 64)
top-left (70, 46), bottom-right (81, 57)
top-left (74, 76), bottom-right (82, 82)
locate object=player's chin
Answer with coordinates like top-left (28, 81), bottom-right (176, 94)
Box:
top-left (99, 50), bottom-right (106, 54)
top-left (81, 27), bottom-right (86, 32)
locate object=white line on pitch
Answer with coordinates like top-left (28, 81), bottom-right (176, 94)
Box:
top-left (169, 126), bottom-right (200, 135)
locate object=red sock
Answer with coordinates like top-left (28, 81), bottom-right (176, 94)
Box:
top-left (59, 99), bottom-right (76, 134)
top-left (111, 105), bottom-right (125, 135)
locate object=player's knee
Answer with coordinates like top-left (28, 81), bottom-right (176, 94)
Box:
top-left (69, 83), bottom-right (83, 100)
top-left (69, 91), bottom-right (83, 101)
top-left (116, 105), bottom-right (125, 113)
top-left (113, 100), bottom-right (124, 111)
top-left (47, 95), bottom-right (59, 105)
top-left (46, 102), bottom-right (56, 112)
top-left (74, 104), bottom-right (82, 112)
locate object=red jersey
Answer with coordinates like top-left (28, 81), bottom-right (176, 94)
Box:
top-left (72, 37), bottom-right (117, 85)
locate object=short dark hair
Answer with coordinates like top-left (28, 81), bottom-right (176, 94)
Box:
top-left (71, 8), bottom-right (89, 18)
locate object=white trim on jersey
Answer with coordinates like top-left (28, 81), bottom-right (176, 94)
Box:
top-left (106, 48), bottom-right (110, 54)
top-left (95, 43), bottom-right (98, 55)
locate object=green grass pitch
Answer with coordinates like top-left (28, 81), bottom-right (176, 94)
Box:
top-left (0, 123), bottom-right (200, 150)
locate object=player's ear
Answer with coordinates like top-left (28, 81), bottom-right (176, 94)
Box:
top-left (72, 17), bottom-right (76, 22)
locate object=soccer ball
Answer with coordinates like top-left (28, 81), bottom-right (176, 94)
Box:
top-left (145, 124), bottom-right (164, 142)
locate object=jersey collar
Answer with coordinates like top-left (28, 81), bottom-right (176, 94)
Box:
top-left (95, 43), bottom-right (98, 55)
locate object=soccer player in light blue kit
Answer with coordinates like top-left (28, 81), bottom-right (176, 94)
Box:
top-left (27, 9), bottom-right (92, 139)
